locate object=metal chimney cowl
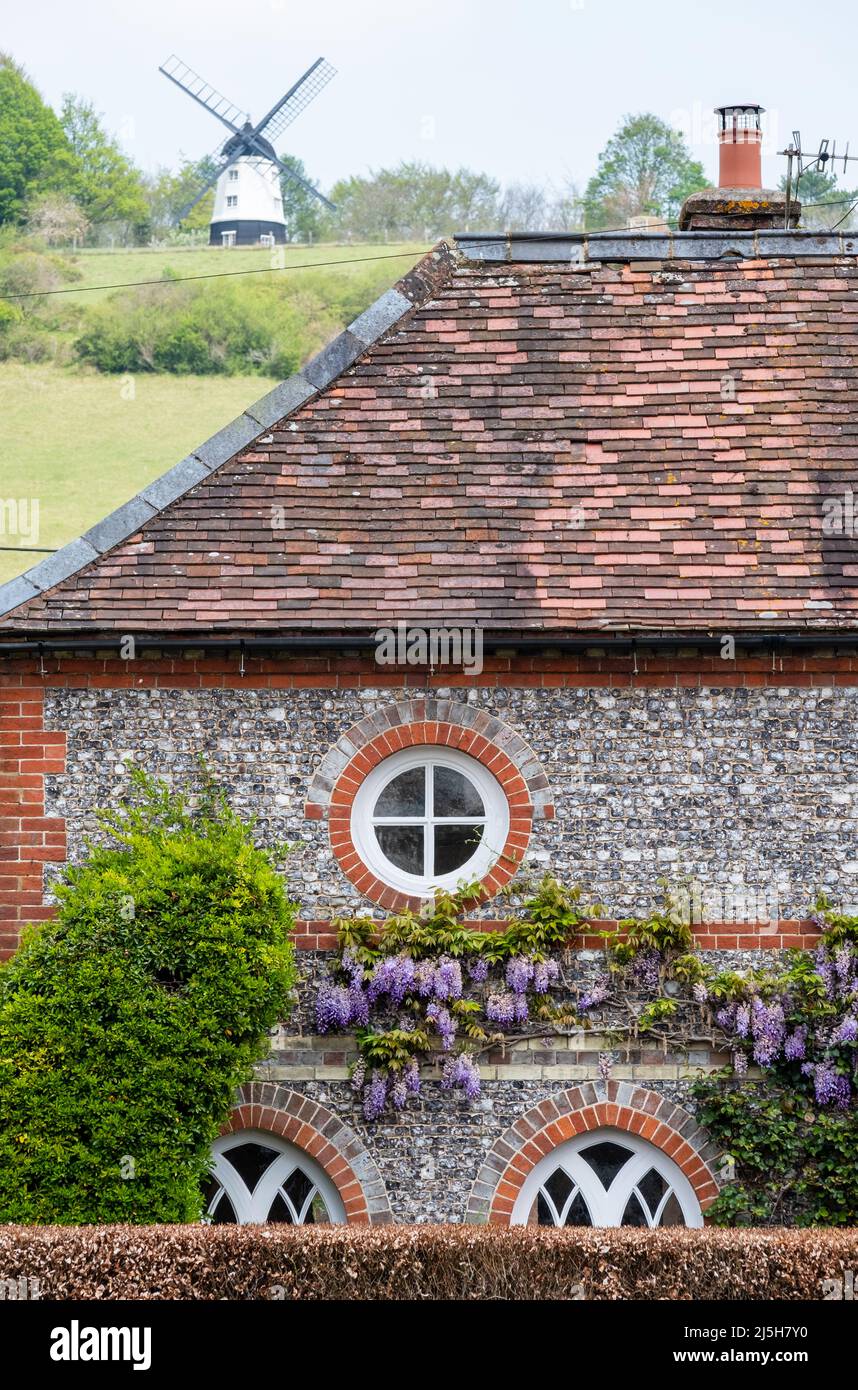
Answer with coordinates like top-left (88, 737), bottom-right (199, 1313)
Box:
top-left (678, 103), bottom-right (800, 230)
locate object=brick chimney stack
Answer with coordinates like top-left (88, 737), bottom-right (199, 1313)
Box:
top-left (678, 102), bottom-right (799, 231)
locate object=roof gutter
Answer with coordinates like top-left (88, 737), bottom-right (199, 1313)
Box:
top-left (1, 631), bottom-right (857, 657)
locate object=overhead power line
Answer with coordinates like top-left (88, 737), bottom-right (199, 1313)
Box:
top-left (1, 202), bottom-right (854, 305)
top-left (0, 248), bottom-right (432, 301)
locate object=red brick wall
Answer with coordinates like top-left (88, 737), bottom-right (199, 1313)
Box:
top-left (0, 683), bottom-right (67, 958)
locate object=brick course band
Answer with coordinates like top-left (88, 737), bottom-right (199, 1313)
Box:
top-left (465, 1081), bottom-right (723, 1225)
top-left (4, 650), bottom-right (858, 690)
top-left (290, 919), bottom-right (823, 950)
top-left (224, 1082), bottom-right (392, 1225)
top-left (307, 698), bottom-right (553, 912)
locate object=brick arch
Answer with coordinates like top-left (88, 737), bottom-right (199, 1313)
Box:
top-left (465, 1081), bottom-right (723, 1226)
top-left (223, 1082), bottom-right (392, 1225)
top-left (304, 697), bottom-right (554, 912)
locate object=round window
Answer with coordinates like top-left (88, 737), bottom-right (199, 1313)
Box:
top-left (350, 747), bottom-right (509, 896)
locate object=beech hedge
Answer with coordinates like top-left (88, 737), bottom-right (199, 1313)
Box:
top-left (1, 1225), bottom-right (857, 1300)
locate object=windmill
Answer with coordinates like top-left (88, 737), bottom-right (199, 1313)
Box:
top-left (159, 54), bottom-right (336, 246)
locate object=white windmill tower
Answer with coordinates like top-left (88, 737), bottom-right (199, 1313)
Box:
top-left (159, 55), bottom-right (336, 246)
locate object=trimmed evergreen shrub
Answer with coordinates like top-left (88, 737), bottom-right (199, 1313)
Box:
top-left (0, 768), bottom-right (296, 1224)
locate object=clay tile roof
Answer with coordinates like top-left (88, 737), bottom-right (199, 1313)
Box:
top-left (3, 231), bottom-right (858, 639)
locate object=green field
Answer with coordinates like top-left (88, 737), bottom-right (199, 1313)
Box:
top-left (58, 241), bottom-right (427, 305)
top-left (0, 364), bottom-right (275, 584)
top-left (0, 242), bottom-right (426, 587)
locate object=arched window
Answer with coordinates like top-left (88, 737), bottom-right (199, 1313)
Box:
top-left (351, 747), bottom-right (509, 896)
top-left (511, 1128), bottom-right (703, 1228)
top-left (203, 1132), bottom-right (346, 1225)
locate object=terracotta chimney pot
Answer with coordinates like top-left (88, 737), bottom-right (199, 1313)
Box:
top-left (678, 101), bottom-right (799, 231)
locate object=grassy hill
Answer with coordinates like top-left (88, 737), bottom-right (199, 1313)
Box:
top-left (58, 242), bottom-right (426, 305)
top-left (0, 242), bottom-right (426, 588)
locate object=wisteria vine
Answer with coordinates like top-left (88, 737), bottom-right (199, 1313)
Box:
top-left (315, 877), bottom-right (592, 1119)
top-left (314, 876), bottom-right (858, 1130)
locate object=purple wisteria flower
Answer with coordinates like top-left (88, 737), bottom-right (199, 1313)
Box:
top-left (750, 997), bottom-right (785, 1067)
top-left (506, 956), bottom-right (534, 995)
top-left (362, 1071), bottom-right (388, 1120)
top-left (837, 1014), bottom-right (858, 1044)
top-left (735, 1003), bottom-right (751, 1039)
top-left (468, 955), bottom-right (489, 983)
top-left (426, 1001), bottom-right (456, 1050)
top-left (486, 991), bottom-right (516, 1026)
top-left (578, 978), bottom-right (609, 1012)
top-left (784, 1026), bottom-right (808, 1061)
top-left (433, 956), bottom-right (463, 1001)
top-left (732, 1050), bottom-right (748, 1076)
top-left (413, 959), bottom-right (437, 997)
top-left (404, 1058), bottom-right (421, 1094)
top-left (348, 983), bottom-right (369, 1026)
top-left (441, 1052), bottom-right (481, 1099)
top-left (316, 982), bottom-right (353, 1033)
top-left (390, 1075), bottom-right (408, 1110)
top-left (835, 945), bottom-right (855, 991)
top-left (368, 952), bottom-right (415, 1005)
top-left (632, 949), bottom-right (661, 992)
top-left (715, 1004), bottom-right (737, 1031)
top-left (341, 948), bottom-right (365, 987)
top-left (815, 945), bottom-right (838, 1002)
top-left (812, 1063), bottom-right (851, 1109)
top-left (532, 958), bottom-right (560, 994)
top-left (692, 981), bottom-right (709, 1004)
top-left (598, 1051), bottom-right (613, 1081)
top-left (350, 1057), bottom-right (366, 1093)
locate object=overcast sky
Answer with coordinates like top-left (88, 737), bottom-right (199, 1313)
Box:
top-left (6, 0), bottom-right (858, 196)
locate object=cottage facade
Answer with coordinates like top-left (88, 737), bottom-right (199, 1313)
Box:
top-left (2, 214), bottom-right (858, 1226)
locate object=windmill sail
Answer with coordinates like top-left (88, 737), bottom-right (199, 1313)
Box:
top-left (159, 56), bottom-right (247, 133)
top-left (254, 59), bottom-right (337, 145)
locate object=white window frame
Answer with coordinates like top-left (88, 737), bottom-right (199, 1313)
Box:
top-left (350, 746), bottom-right (509, 897)
top-left (206, 1131), bottom-right (346, 1225)
top-left (511, 1127), bottom-right (703, 1228)
top-left (226, 195), bottom-right (238, 208)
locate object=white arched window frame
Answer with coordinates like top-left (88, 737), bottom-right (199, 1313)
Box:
top-left (205, 1132), bottom-right (346, 1225)
top-left (350, 746), bottom-right (509, 897)
top-left (511, 1128), bottom-right (703, 1229)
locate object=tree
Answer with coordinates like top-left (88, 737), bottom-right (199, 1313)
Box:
top-left (328, 162), bottom-right (501, 241)
top-left (0, 53), bottom-right (75, 225)
top-left (60, 94), bottom-right (148, 238)
top-left (142, 155), bottom-right (217, 237)
top-left (497, 179), bottom-right (583, 232)
top-left (26, 190), bottom-right (89, 246)
top-left (498, 182), bottom-right (550, 231)
top-left (0, 767), bottom-right (296, 1223)
top-left (583, 113), bottom-right (707, 230)
top-left (279, 154), bottom-right (325, 241)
